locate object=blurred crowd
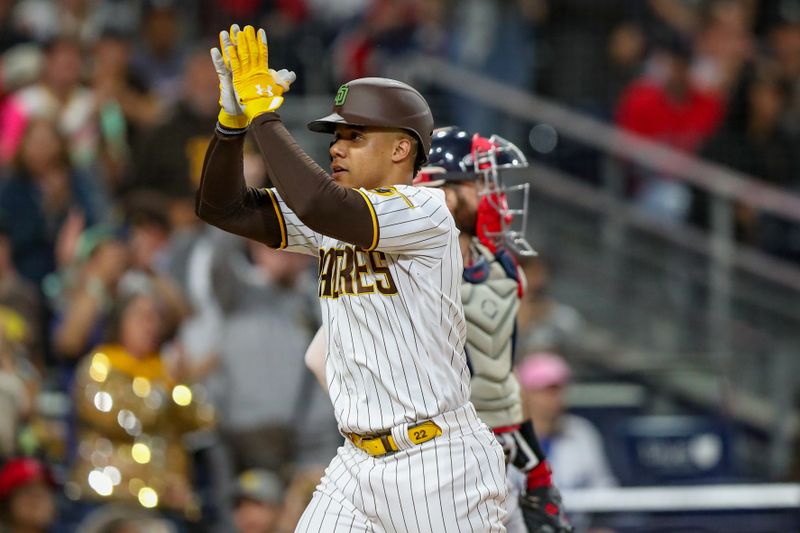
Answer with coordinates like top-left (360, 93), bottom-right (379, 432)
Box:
top-left (0, 0), bottom-right (797, 531)
top-left (531, 0), bottom-right (800, 260)
top-left (0, 1), bottom-right (348, 530)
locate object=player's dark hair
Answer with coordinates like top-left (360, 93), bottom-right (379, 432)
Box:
top-left (410, 137), bottom-right (424, 177)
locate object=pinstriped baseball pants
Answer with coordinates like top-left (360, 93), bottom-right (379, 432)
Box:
top-left (295, 403), bottom-right (508, 533)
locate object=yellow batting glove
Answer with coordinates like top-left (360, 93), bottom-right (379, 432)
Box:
top-left (214, 24), bottom-right (248, 130)
top-left (227, 26), bottom-right (285, 121)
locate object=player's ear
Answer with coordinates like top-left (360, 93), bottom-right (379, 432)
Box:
top-left (391, 135), bottom-right (413, 165)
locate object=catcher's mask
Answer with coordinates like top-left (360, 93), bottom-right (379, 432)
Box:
top-left (415, 126), bottom-right (535, 256)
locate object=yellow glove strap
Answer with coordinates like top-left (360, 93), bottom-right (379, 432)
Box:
top-left (241, 95), bottom-right (284, 120)
top-left (217, 109), bottom-right (249, 130)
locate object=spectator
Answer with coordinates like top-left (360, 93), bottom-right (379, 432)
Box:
top-left (306, 0), bottom-right (371, 26)
top-left (763, 0), bottom-right (800, 135)
top-left (0, 457), bottom-right (57, 533)
top-left (130, 1), bottom-right (187, 106)
top-left (0, 118), bottom-right (107, 284)
top-left (77, 503), bottom-right (176, 533)
top-left (0, 43), bottom-right (43, 178)
top-left (129, 48), bottom-right (218, 228)
top-left (603, 21), bottom-right (647, 111)
top-left (646, 0), bottom-right (705, 38)
top-left (210, 241), bottom-right (337, 476)
top-left (615, 32), bottom-right (726, 220)
top-left (0, 37), bottom-right (102, 171)
top-left (0, 220), bottom-right (42, 364)
top-left (90, 30), bottom-right (163, 192)
top-left (169, 225), bottom-right (226, 389)
top-left (232, 469), bottom-right (284, 533)
top-left (69, 291), bottom-right (214, 521)
top-left (51, 225), bottom-right (129, 366)
top-left (0, 0), bottom-right (26, 54)
top-left (696, 65), bottom-right (800, 248)
top-left (122, 193), bottom-right (176, 277)
top-left (119, 192), bottom-right (190, 348)
top-left (538, 0), bottom-right (632, 110)
top-left (328, 0), bottom-right (415, 86)
top-left (692, 0), bottom-right (755, 94)
top-left (10, 0), bottom-right (124, 45)
top-left (518, 352), bottom-right (617, 490)
top-left (445, 0), bottom-right (540, 141)
top-left (170, 140), bottom-right (269, 382)
top-left (517, 257), bottom-right (584, 355)
top-left (0, 314), bottom-right (38, 458)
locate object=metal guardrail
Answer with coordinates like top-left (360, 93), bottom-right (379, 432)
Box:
top-left (562, 484), bottom-right (800, 512)
top-left (517, 163), bottom-right (800, 435)
top-left (516, 163), bottom-right (800, 299)
top-left (408, 56), bottom-right (800, 222)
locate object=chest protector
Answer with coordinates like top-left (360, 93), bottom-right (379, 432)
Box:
top-left (461, 240), bottom-right (524, 428)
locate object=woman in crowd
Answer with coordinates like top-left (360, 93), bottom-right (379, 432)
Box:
top-left (69, 290), bottom-right (214, 524)
top-left (0, 118), bottom-right (106, 285)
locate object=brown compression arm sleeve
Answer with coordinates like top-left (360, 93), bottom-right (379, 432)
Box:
top-left (195, 131), bottom-right (284, 248)
top-left (249, 113), bottom-right (374, 249)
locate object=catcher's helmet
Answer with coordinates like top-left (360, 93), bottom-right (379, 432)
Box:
top-left (308, 77), bottom-right (434, 166)
top-left (416, 126), bottom-right (535, 256)
top-left (425, 126), bottom-right (526, 177)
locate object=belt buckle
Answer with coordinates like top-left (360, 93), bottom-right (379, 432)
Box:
top-left (349, 432), bottom-right (396, 457)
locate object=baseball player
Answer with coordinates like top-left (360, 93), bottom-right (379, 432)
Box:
top-left (197, 25), bottom-right (508, 532)
top-left (306, 127), bottom-right (572, 533)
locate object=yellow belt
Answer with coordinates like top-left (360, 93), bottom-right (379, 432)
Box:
top-left (347, 420), bottom-right (442, 457)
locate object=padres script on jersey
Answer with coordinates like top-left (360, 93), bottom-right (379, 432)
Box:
top-left (266, 184), bottom-right (470, 434)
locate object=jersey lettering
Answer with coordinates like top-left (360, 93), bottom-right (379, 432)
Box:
top-left (369, 251), bottom-right (399, 295)
top-left (318, 246), bottom-right (397, 298)
top-left (354, 249), bottom-right (375, 294)
top-left (336, 248), bottom-right (355, 295)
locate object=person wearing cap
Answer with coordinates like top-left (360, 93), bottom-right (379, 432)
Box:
top-left (232, 469), bottom-right (284, 533)
top-left (197, 24), bottom-right (508, 532)
top-left (517, 354), bottom-right (617, 491)
top-left (0, 457), bottom-right (57, 533)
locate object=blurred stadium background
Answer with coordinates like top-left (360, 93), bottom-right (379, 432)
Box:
top-left (0, 0), bottom-right (799, 531)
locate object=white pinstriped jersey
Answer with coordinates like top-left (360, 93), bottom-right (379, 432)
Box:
top-left (265, 184), bottom-right (471, 435)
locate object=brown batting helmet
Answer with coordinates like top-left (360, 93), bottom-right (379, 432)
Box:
top-left (307, 77), bottom-right (434, 165)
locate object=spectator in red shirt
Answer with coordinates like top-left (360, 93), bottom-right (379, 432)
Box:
top-left (615, 33), bottom-right (726, 220)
